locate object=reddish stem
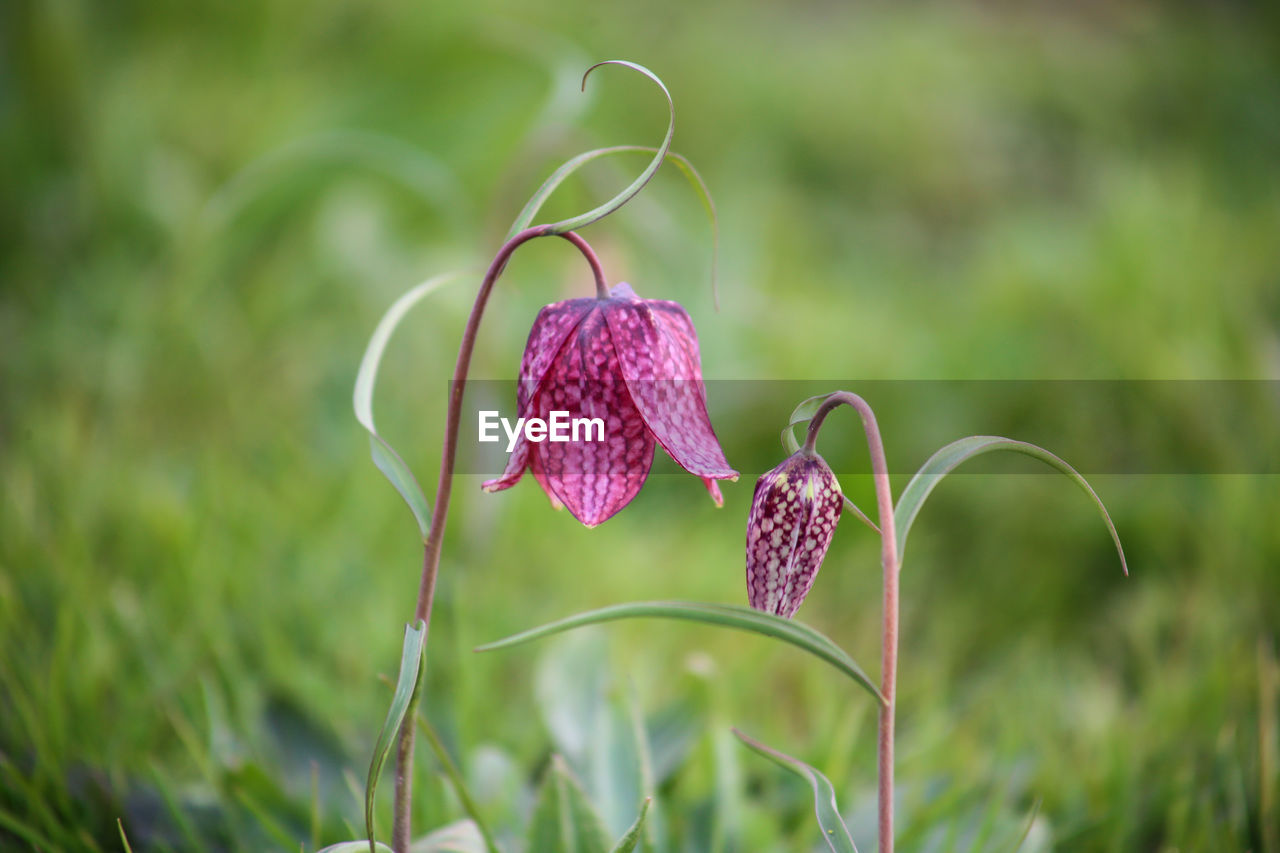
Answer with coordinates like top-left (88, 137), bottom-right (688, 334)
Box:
top-left (804, 392), bottom-right (899, 853)
top-left (391, 225), bottom-right (608, 853)
top-left (414, 229), bottom-right (604, 628)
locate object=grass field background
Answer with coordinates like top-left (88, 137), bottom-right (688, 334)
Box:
top-left (3, 0), bottom-right (1279, 850)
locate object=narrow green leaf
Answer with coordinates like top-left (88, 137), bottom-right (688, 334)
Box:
top-left (662, 150), bottom-right (721, 310)
top-left (607, 798), bottom-right (651, 853)
top-left (366, 620), bottom-right (428, 853)
top-left (533, 633), bottom-right (639, 838)
top-left (354, 274), bottom-right (463, 539)
top-left (0, 808), bottom-right (55, 850)
top-left (0, 756), bottom-right (79, 849)
top-left (841, 495), bottom-right (881, 536)
top-left (505, 145), bottom-right (720, 307)
top-left (894, 436), bottom-right (1128, 574)
top-left (506, 146), bottom-right (721, 306)
top-left (311, 763), bottom-right (323, 853)
top-left (732, 729), bottom-right (857, 853)
top-left (1009, 797), bottom-right (1043, 852)
top-left (542, 61), bottom-right (674, 236)
top-left (415, 716), bottom-right (502, 853)
top-left (625, 688), bottom-right (667, 851)
top-left (231, 770), bottom-right (302, 852)
top-left (710, 720), bottom-right (743, 853)
top-left (147, 765), bottom-right (204, 851)
top-left (317, 843), bottom-right (394, 853)
top-left (782, 428), bottom-right (801, 454)
top-left (527, 755), bottom-right (613, 853)
top-left (476, 601), bottom-right (883, 705)
top-left (117, 820), bottom-right (134, 853)
top-left (780, 393), bottom-right (837, 453)
top-left (966, 773), bottom-right (1013, 851)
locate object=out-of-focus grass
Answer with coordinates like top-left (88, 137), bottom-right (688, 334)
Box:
top-left (2, 0), bottom-right (1278, 850)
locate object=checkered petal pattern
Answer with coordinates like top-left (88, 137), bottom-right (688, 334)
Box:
top-left (483, 282), bottom-right (737, 527)
top-left (745, 452), bottom-right (843, 617)
top-left (604, 287), bottom-right (737, 505)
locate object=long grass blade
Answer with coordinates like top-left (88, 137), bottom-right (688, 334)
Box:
top-left (527, 756), bottom-right (613, 853)
top-left (608, 797), bottom-right (652, 853)
top-left (0, 807), bottom-right (57, 850)
top-left (1009, 796), bottom-right (1043, 852)
top-left (415, 716), bottom-right (502, 853)
top-left (353, 274), bottom-right (463, 539)
top-left (366, 621), bottom-right (428, 853)
top-left (894, 435), bottom-right (1127, 574)
top-left (539, 61), bottom-right (674, 236)
top-left (506, 146), bottom-right (719, 306)
top-left (732, 729), bottom-right (857, 853)
top-left (476, 601), bottom-right (883, 705)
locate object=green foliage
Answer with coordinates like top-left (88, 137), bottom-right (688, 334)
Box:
top-left (607, 798), bottom-right (651, 853)
top-left (366, 621), bottom-right (427, 851)
top-left (733, 729), bottom-right (858, 852)
top-left (517, 61), bottom-right (674, 237)
top-left (479, 601), bottom-right (883, 704)
top-left (526, 757), bottom-right (613, 853)
top-left (354, 278), bottom-right (459, 539)
top-left (893, 436), bottom-right (1127, 572)
top-left (3, 1), bottom-right (1278, 851)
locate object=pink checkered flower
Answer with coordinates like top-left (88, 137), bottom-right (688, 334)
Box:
top-left (482, 282), bottom-right (738, 527)
top-left (745, 451), bottom-right (843, 617)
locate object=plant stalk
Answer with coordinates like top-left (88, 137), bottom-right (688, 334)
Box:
top-left (804, 392), bottom-right (899, 853)
top-left (390, 225), bottom-right (607, 853)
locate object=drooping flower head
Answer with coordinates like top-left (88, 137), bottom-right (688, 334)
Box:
top-left (483, 282), bottom-right (738, 527)
top-left (745, 450), bottom-right (843, 617)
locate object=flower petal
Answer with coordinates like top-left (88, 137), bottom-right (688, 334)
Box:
top-left (745, 454), bottom-right (843, 617)
top-left (602, 290), bottom-right (738, 485)
top-left (516, 298), bottom-right (595, 413)
top-left (644, 297), bottom-right (701, 371)
top-left (702, 477), bottom-right (724, 508)
top-left (534, 310), bottom-right (656, 527)
top-left (483, 300), bottom-right (593, 496)
top-left (527, 442), bottom-right (564, 511)
top-left (778, 467), bottom-right (842, 616)
top-left (480, 430), bottom-right (529, 493)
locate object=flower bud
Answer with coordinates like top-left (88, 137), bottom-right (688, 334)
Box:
top-left (745, 451), bottom-right (843, 617)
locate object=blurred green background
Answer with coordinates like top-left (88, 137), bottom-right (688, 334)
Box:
top-left (3, 0), bottom-right (1279, 850)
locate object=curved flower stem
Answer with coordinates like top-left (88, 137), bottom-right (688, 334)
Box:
top-left (803, 392), bottom-right (899, 853)
top-left (391, 225), bottom-right (608, 853)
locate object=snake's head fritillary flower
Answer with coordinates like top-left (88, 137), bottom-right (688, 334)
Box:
top-left (482, 282), bottom-right (738, 527)
top-left (745, 451), bottom-right (843, 618)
